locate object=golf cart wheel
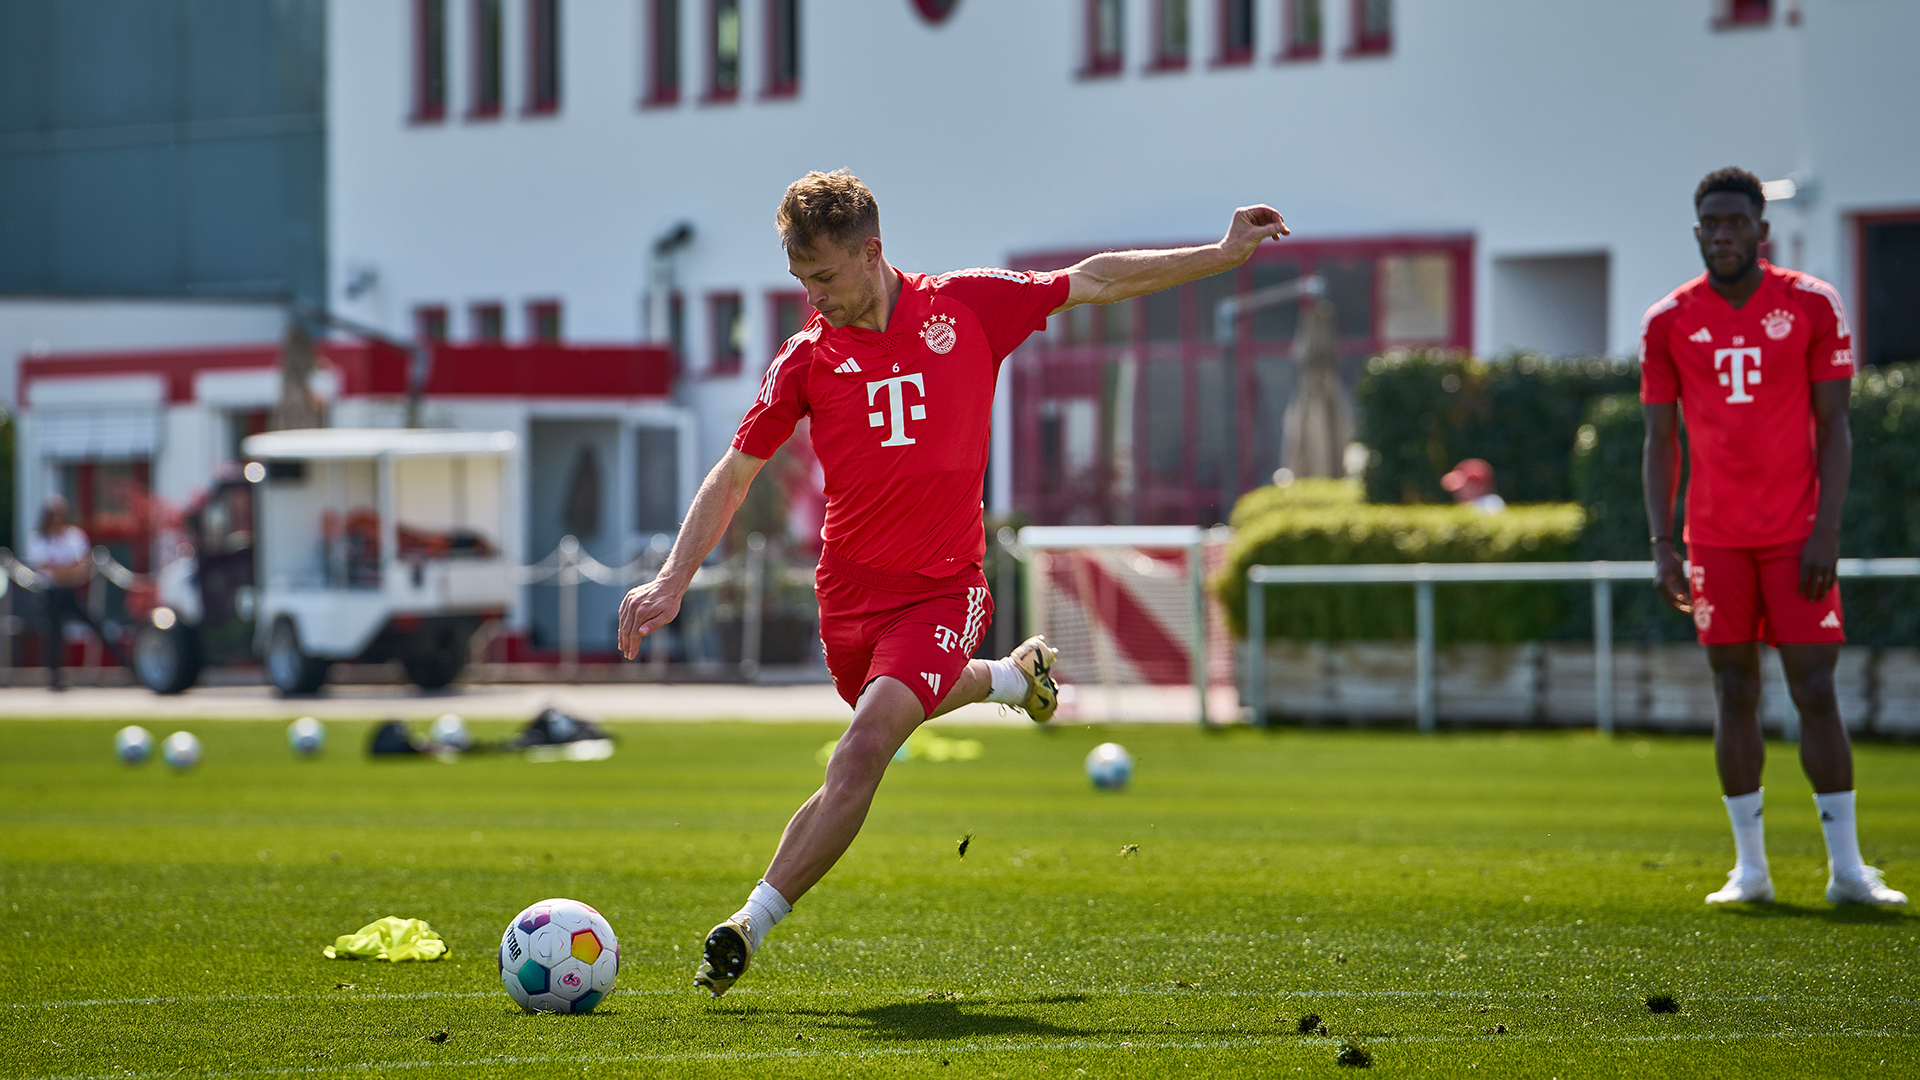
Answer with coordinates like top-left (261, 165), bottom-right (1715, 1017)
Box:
top-left (266, 617), bottom-right (330, 696)
top-left (134, 623), bottom-right (203, 695)
top-left (401, 649), bottom-right (464, 691)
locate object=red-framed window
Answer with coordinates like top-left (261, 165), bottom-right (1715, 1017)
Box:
top-left (1279, 0), bottom-right (1321, 60)
top-left (414, 304), bottom-right (450, 342)
top-left (1008, 233), bottom-right (1472, 527)
top-left (1714, 0), bottom-right (1771, 28)
top-left (708, 292), bottom-right (743, 376)
top-left (767, 291), bottom-right (814, 360)
top-left (644, 0), bottom-right (681, 105)
top-left (527, 299), bottom-right (563, 342)
top-left (764, 0), bottom-right (799, 97)
top-left (412, 0), bottom-right (448, 121)
top-left (1347, 0), bottom-right (1390, 55)
top-left (1216, 0), bottom-right (1253, 64)
top-left (706, 0), bottom-right (741, 101)
top-left (470, 301), bottom-right (505, 342)
top-left (469, 0), bottom-right (503, 117)
top-left (1083, 0), bottom-right (1124, 77)
top-left (1151, 0), bottom-right (1188, 70)
top-left (526, 0), bottom-right (562, 113)
top-left (61, 459), bottom-right (153, 578)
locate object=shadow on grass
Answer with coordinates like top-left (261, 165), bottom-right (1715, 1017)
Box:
top-left (779, 994), bottom-right (1100, 1042)
top-left (1712, 902), bottom-right (1913, 924)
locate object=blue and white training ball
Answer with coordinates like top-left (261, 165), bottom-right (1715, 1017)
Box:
top-left (1085, 742), bottom-right (1134, 789)
top-left (161, 731), bottom-right (202, 771)
top-left (498, 898), bottom-right (620, 1013)
top-left (114, 725), bottom-right (153, 765)
top-left (287, 716), bottom-right (325, 756)
top-left (429, 713), bottom-right (471, 751)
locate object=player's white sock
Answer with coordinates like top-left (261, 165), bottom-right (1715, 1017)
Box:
top-left (1723, 789), bottom-right (1768, 876)
top-left (730, 879), bottom-right (791, 951)
top-left (982, 658), bottom-right (1026, 705)
top-left (1814, 790), bottom-right (1865, 877)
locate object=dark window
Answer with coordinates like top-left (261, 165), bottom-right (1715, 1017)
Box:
top-left (1085, 0), bottom-right (1123, 75)
top-left (769, 292), bottom-right (813, 356)
top-left (1217, 0), bottom-right (1253, 63)
top-left (708, 0), bottom-right (740, 100)
top-left (413, 0), bottom-right (448, 120)
top-left (765, 0), bottom-right (799, 96)
top-left (1715, 0), bottom-right (1771, 27)
top-left (1102, 300), bottom-right (1133, 346)
top-left (709, 293), bottom-right (743, 375)
top-left (1146, 287), bottom-right (1182, 343)
top-left (1153, 0), bottom-right (1188, 69)
top-left (1195, 270), bottom-right (1238, 342)
top-left (646, 0), bottom-right (681, 104)
top-left (470, 302), bottom-right (505, 342)
top-left (668, 291), bottom-right (686, 369)
top-left (634, 426), bottom-right (682, 534)
top-left (414, 304), bottom-right (449, 342)
top-left (471, 0), bottom-right (503, 116)
top-left (1861, 218), bottom-right (1920, 367)
top-left (1144, 359), bottom-right (1185, 481)
top-left (1250, 261), bottom-right (1303, 339)
top-left (1280, 0), bottom-right (1321, 59)
top-left (527, 0), bottom-right (561, 112)
top-left (527, 299), bottom-right (562, 342)
top-left (1349, 0), bottom-right (1390, 55)
top-left (1322, 258), bottom-right (1374, 337)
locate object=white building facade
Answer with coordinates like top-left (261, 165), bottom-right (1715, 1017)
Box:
top-left (325, 0), bottom-right (1920, 525)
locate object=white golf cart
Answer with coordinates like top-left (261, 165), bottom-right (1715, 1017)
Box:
top-left (135, 428), bottom-right (518, 695)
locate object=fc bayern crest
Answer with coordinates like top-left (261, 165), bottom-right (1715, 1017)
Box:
top-left (920, 313), bottom-right (958, 355)
top-left (1762, 308), bottom-right (1794, 341)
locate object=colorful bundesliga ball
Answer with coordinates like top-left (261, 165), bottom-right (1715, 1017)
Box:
top-left (498, 898), bottom-right (619, 1013)
top-left (161, 731), bottom-right (201, 771)
top-left (1085, 742), bottom-right (1133, 789)
top-left (115, 725), bottom-right (153, 765)
top-left (287, 717), bottom-right (325, 756)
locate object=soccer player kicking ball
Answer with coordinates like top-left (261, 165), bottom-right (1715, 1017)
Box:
top-left (1641, 166), bottom-right (1905, 908)
top-left (618, 170), bottom-right (1290, 995)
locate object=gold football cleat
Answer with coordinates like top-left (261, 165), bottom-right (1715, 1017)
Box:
top-left (1010, 635), bottom-right (1061, 724)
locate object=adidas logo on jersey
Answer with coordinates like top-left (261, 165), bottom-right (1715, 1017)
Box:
top-left (1820, 611), bottom-right (1841, 629)
top-left (833, 359), bottom-right (863, 374)
top-left (921, 672), bottom-right (942, 695)
top-left (1689, 327), bottom-right (1713, 343)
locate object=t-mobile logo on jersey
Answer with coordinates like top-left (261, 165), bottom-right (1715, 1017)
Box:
top-left (867, 374), bottom-right (928, 447)
top-left (1714, 347), bottom-right (1762, 403)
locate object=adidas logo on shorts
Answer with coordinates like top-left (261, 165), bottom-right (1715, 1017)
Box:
top-left (1820, 611), bottom-right (1841, 629)
top-left (921, 672), bottom-right (942, 695)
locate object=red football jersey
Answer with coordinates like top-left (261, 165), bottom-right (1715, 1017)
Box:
top-left (734, 267), bottom-right (1069, 576)
top-left (1639, 262), bottom-right (1854, 549)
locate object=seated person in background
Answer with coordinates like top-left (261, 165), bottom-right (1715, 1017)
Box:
top-left (26, 495), bottom-right (124, 689)
top-left (1442, 458), bottom-right (1505, 514)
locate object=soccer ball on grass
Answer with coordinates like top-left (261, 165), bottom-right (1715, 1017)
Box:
top-left (161, 731), bottom-right (201, 770)
top-left (114, 725), bottom-right (153, 764)
top-left (1085, 742), bottom-right (1133, 789)
top-left (498, 898), bottom-right (619, 1013)
top-left (287, 717), bottom-right (325, 756)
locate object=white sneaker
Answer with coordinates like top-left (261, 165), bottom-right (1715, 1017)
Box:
top-left (1704, 868), bottom-right (1775, 904)
top-left (1826, 865), bottom-right (1908, 906)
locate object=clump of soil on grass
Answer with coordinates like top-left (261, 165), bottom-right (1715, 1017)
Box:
top-left (1298, 1013), bottom-right (1327, 1035)
top-left (1336, 1041), bottom-right (1373, 1067)
top-left (422, 1031), bottom-right (450, 1044)
top-left (1646, 995), bottom-right (1680, 1014)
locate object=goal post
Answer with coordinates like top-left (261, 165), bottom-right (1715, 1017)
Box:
top-left (1010, 525), bottom-right (1235, 727)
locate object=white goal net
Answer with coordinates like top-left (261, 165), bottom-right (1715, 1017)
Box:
top-left (1014, 526), bottom-right (1237, 725)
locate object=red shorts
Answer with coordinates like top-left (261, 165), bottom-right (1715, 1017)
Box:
top-left (815, 548), bottom-right (992, 719)
top-left (1687, 541), bottom-right (1844, 647)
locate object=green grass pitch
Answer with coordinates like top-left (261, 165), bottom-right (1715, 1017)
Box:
top-left (3, 718), bottom-right (1916, 1078)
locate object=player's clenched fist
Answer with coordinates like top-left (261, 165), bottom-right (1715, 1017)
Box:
top-left (617, 580), bottom-right (682, 660)
top-left (1222, 204), bottom-right (1290, 259)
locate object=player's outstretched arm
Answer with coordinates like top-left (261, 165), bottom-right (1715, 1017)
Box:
top-left (1053, 204), bottom-right (1289, 313)
top-left (617, 448), bottom-right (766, 659)
top-left (1642, 403), bottom-right (1690, 613)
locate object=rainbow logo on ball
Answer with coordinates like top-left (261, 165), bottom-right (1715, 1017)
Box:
top-left (497, 898), bottom-right (619, 1013)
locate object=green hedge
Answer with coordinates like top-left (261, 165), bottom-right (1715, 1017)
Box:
top-left (1359, 351), bottom-right (1638, 505)
top-left (1216, 481), bottom-right (1586, 642)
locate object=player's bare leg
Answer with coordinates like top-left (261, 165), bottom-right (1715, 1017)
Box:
top-left (1780, 643), bottom-right (1907, 904)
top-left (1704, 644), bottom-right (1774, 903)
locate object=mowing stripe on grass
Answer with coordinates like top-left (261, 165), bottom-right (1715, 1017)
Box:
top-left (17, 1029), bottom-right (1918, 1080)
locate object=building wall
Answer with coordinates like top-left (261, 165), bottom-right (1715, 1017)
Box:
top-left (327, 0), bottom-right (1914, 479)
top-left (0, 0), bottom-right (329, 305)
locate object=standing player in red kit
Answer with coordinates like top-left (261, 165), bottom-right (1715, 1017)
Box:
top-left (1642, 167), bottom-right (1904, 907)
top-left (617, 170), bottom-right (1292, 993)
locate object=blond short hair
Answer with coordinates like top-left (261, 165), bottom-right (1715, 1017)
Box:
top-left (776, 169), bottom-right (880, 254)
